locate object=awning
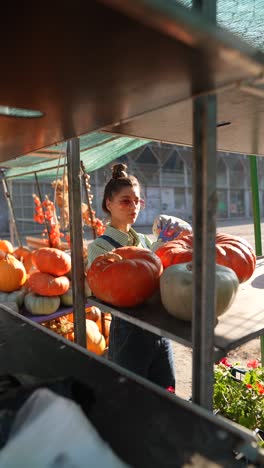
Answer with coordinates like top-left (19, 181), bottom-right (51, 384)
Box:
top-left (3, 132), bottom-right (150, 180)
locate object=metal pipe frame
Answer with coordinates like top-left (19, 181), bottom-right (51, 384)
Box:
top-left (0, 170), bottom-right (22, 247)
top-left (191, 0), bottom-right (217, 410)
top-left (67, 139), bottom-right (86, 348)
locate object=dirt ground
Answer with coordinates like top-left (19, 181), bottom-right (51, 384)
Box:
top-left (141, 219), bottom-right (264, 400)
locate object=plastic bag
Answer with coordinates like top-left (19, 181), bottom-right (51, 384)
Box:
top-left (0, 388), bottom-right (129, 468)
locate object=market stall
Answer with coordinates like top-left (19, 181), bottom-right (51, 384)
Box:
top-left (0, 0), bottom-right (264, 465)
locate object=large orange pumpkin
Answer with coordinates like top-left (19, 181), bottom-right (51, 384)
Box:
top-left (28, 271), bottom-right (70, 296)
top-left (215, 233), bottom-right (256, 283)
top-left (87, 246), bottom-right (163, 307)
top-left (155, 233), bottom-right (256, 283)
top-left (0, 240), bottom-right (14, 254)
top-left (0, 254), bottom-right (27, 292)
top-left (155, 236), bottom-right (193, 269)
top-left (32, 248), bottom-right (71, 276)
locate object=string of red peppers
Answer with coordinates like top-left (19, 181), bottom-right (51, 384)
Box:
top-left (33, 194), bottom-right (64, 248)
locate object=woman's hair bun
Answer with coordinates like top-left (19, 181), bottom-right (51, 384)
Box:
top-left (112, 163), bottom-right (128, 179)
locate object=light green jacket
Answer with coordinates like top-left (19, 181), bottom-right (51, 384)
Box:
top-left (88, 225), bottom-right (152, 267)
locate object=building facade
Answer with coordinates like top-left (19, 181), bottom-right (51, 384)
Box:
top-left (1, 142), bottom-right (264, 238)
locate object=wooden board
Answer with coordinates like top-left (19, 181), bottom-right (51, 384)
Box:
top-left (25, 236), bottom-right (69, 251)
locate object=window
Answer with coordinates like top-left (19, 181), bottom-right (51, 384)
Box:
top-left (230, 190), bottom-right (245, 217)
top-left (216, 190), bottom-right (228, 218)
top-left (217, 159), bottom-right (227, 187)
top-left (229, 161), bottom-right (245, 189)
top-left (161, 151), bottom-right (185, 186)
top-left (134, 147), bottom-right (159, 185)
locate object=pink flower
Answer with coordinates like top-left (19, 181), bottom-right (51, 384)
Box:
top-left (220, 357), bottom-right (232, 367)
top-left (247, 360), bottom-right (260, 369)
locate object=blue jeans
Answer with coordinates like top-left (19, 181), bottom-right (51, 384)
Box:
top-left (108, 317), bottom-right (175, 389)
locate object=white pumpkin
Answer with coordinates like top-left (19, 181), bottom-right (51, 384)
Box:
top-left (61, 281), bottom-right (90, 306)
top-left (160, 262), bottom-right (239, 321)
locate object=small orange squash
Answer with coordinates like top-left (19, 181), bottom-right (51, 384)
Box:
top-left (0, 250), bottom-right (6, 261)
top-left (96, 313), bottom-right (112, 338)
top-left (13, 246), bottom-right (31, 261)
top-left (0, 240), bottom-right (14, 254)
top-left (86, 319), bottom-right (106, 355)
top-left (0, 254), bottom-right (27, 292)
top-left (28, 271), bottom-right (70, 296)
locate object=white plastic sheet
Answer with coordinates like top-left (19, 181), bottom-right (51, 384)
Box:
top-left (0, 388), bottom-right (130, 468)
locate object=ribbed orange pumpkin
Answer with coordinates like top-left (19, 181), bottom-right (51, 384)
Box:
top-left (32, 248), bottom-right (71, 276)
top-left (0, 240), bottom-right (14, 254)
top-left (0, 254), bottom-right (27, 292)
top-left (13, 246), bottom-right (32, 261)
top-left (155, 236), bottom-right (193, 269)
top-left (215, 233), bottom-right (256, 283)
top-left (155, 233), bottom-right (256, 283)
top-left (22, 253), bottom-right (36, 274)
top-left (28, 271), bottom-right (70, 296)
top-left (87, 246), bottom-right (163, 307)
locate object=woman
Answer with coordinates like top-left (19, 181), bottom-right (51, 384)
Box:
top-left (88, 163), bottom-right (175, 390)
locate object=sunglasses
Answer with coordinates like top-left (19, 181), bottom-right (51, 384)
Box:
top-left (118, 199), bottom-right (145, 209)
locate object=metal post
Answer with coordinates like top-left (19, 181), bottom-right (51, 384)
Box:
top-left (191, 0), bottom-right (217, 410)
top-left (67, 139), bottom-right (86, 348)
top-left (1, 170), bottom-right (22, 247)
top-left (249, 155), bottom-right (264, 363)
top-left (249, 156), bottom-right (262, 256)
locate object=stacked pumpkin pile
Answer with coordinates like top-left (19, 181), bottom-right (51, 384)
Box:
top-left (0, 240), bottom-right (28, 311)
top-left (26, 247), bottom-right (71, 315)
top-left (41, 307), bottom-right (111, 356)
top-left (86, 220), bottom-right (256, 323)
top-left (66, 306), bottom-right (111, 355)
top-left (25, 247), bottom-right (109, 356)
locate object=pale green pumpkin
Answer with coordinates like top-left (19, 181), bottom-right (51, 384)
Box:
top-left (61, 281), bottom-right (90, 306)
top-left (160, 262), bottom-right (239, 321)
top-left (0, 288), bottom-right (26, 308)
top-left (24, 292), bottom-right (60, 315)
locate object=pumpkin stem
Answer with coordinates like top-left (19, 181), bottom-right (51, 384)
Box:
top-left (104, 252), bottom-right (123, 262)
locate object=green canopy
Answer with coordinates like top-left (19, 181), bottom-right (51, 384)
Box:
top-left (178, 0), bottom-right (264, 51)
top-left (3, 132), bottom-right (150, 180)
